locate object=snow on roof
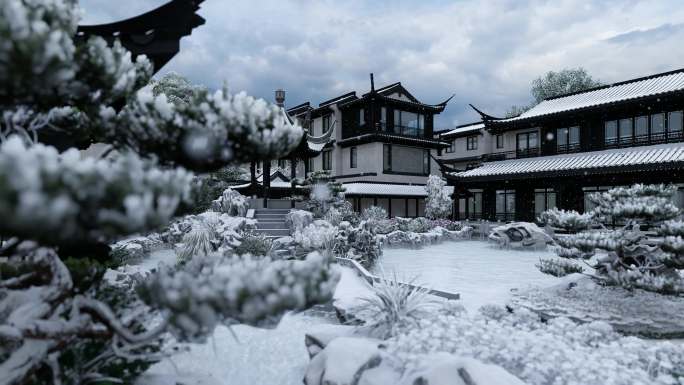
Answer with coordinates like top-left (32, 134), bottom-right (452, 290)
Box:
top-left (503, 69), bottom-right (684, 122)
top-left (343, 182), bottom-right (454, 197)
top-left (453, 142), bottom-right (684, 179)
top-left (442, 123), bottom-right (485, 137)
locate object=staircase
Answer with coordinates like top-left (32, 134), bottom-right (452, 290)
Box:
top-left (253, 208), bottom-right (291, 240)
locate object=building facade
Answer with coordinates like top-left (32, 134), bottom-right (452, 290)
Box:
top-left (440, 68), bottom-right (684, 222)
top-left (285, 78), bottom-right (454, 217)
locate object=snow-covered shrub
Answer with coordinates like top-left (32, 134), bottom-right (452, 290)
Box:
top-left (302, 171), bottom-right (347, 218)
top-left (293, 220), bottom-right (338, 252)
top-left (424, 175), bottom-right (452, 219)
top-left (210, 187), bottom-right (249, 216)
top-left (324, 206), bottom-right (345, 226)
top-left (176, 225), bottom-right (217, 264)
top-left (362, 206), bottom-right (388, 222)
top-left (537, 208), bottom-right (593, 233)
top-left (387, 305), bottom-right (684, 385)
top-left (431, 218), bottom-right (462, 231)
top-left (407, 217), bottom-right (432, 233)
top-left (373, 219), bottom-right (399, 235)
top-left (234, 231), bottom-right (273, 257)
top-left (536, 258), bottom-right (583, 277)
top-left (354, 276), bottom-right (436, 339)
top-left (343, 221), bottom-right (383, 268)
top-left (539, 184), bottom-right (684, 294)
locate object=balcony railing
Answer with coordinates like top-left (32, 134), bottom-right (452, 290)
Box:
top-left (604, 131), bottom-right (683, 149)
top-left (516, 147), bottom-right (540, 158)
top-left (383, 123), bottom-right (425, 138)
top-left (556, 143), bottom-right (581, 154)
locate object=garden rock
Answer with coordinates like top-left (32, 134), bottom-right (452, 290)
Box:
top-left (286, 209), bottom-right (314, 232)
top-left (210, 187), bottom-right (249, 216)
top-left (399, 353), bottom-right (526, 385)
top-left (488, 222), bottom-right (553, 248)
top-left (303, 337), bottom-right (386, 385)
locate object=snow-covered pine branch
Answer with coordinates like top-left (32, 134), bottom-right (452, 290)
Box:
top-left (139, 252), bottom-right (339, 342)
top-left (0, 136), bottom-right (193, 246)
top-left (424, 175), bottom-right (452, 219)
top-left (537, 208), bottom-right (593, 233)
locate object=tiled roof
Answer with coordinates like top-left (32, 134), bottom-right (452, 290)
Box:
top-left (343, 182), bottom-right (454, 197)
top-left (442, 122), bottom-right (485, 137)
top-left (502, 69), bottom-right (684, 122)
top-left (452, 142), bottom-right (684, 179)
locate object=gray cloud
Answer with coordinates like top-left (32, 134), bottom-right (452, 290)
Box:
top-left (80, 0), bottom-right (684, 128)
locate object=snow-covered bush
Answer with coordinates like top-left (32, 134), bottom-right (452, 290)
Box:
top-left (373, 219), bottom-right (399, 235)
top-left (362, 206), bottom-right (388, 222)
top-left (285, 209), bottom-right (314, 232)
top-left (334, 221), bottom-right (383, 268)
top-left (293, 220), bottom-right (338, 252)
top-left (233, 231), bottom-right (273, 257)
top-left (537, 208), bottom-right (593, 233)
top-left (387, 305), bottom-right (684, 385)
top-left (354, 276), bottom-right (436, 339)
top-left (407, 217), bottom-right (432, 233)
top-left (430, 218), bottom-right (462, 231)
top-left (176, 225), bottom-right (217, 264)
top-left (210, 187), bottom-right (249, 216)
top-left (302, 171), bottom-right (347, 218)
top-left (538, 184), bottom-right (684, 294)
top-left (536, 257), bottom-right (583, 277)
top-left (424, 175), bottom-right (452, 219)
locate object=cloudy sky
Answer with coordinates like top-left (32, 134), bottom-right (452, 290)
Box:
top-left (81, 0), bottom-right (684, 129)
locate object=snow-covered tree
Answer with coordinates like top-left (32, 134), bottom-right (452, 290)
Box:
top-left (0, 1), bottom-right (337, 383)
top-left (537, 184), bottom-right (684, 294)
top-left (424, 175), bottom-right (452, 219)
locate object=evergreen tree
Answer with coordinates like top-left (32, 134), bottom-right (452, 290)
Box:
top-left (538, 184), bottom-right (684, 294)
top-left (424, 175), bottom-right (452, 219)
top-left (0, 1), bottom-right (338, 383)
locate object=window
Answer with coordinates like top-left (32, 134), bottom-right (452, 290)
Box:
top-left (465, 190), bottom-right (483, 220)
top-left (350, 147), bottom-right (357, 168)
top-left (534, 188), bottom-right (557, 217)
top-left (359, 109), bottom-right (365, 127)
top-left (277, 159), bottom-right (286, 168)
top-left (496, 134), bottom-right (504, 149)
top-left (380, 107), bottom-right (387, 129)
top-left (322, 149), bottom-right (332, 171)
top-left (651, 113), bottom-right (665, 139)
top-left (445, 139), bottom-right (455, 153)
top-left (556, 126), bottom-right (580, 152)
top-left (393, 110), bottom-right (424, 136)
top-left (516, 131), bottom-right (539, 157)
top-left (605, 120), bottom-right (618, 145)
top-left (635, 115), bottom-right (648, 140)
top-left (466, 135), bottom-right (478, 150)
top-left (619, 118), bottom-right (633, 144)
top-left (495, 189), bottom-right (515, 221)
top-left (383, 144), bottom-right (391, 171)
top-left (669, 111), bottom-right (683, 138)
top-left (383, 144), bottom-right (429, 175)
top-left (307, 156), bottom-right (314, 173)
top-left (322, 114), bottom-right (332, 134)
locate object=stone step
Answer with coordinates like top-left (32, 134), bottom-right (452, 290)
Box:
top-left (255, 214), bottom-right (288, 220)
top-left (254, 209), bottom-right (291, 214)
top-left (254, 228), bottom-right (290, 237)
top-left (256, 221), bottom-right (287, 230)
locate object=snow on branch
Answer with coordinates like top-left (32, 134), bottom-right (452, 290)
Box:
top-left (139, 252), bottom-right (339, 342)
top-left (0, 136), bottom-right (193, 246)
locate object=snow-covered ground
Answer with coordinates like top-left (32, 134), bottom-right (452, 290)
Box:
top-left (373, 240), bottom-right (558, 312)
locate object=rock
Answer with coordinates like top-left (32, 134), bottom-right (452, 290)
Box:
top-left (303, 337), bottom-right (384, 385)
top-left (210, 188), bottom-right (249, 216)
top-left (488, 222), bottom-right (553, 249)
top-left (399, 353), bottom-right (526, 385)
top-left (110, 235), bottom-right (164, 264)
top-left (285, 209), bottom-right (314, 232)
top-left (304, 325), bottom-right (357, 359)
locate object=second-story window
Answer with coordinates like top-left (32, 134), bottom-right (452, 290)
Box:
top-left (322, 149), bottom-right (332, 171)
top-left (359, 109), bottom-right (365, 127)
top-left (445, 139), bottom-right (455, 153)
top-left (393, 110), bottom-right (424, 137)
top-left (605, 120), bottom-right (618, 146)
top-left (619, 118), bottom-right (633, 144)
top-left (516, 131), bottom-right (538, 157)
top-left (466, 135), bottom-right (478, 150)
top-left (496, 134), bottom-right (504, 149)
top-left (350, 147), bottom-right (357, 168)
top-left (322, 114), bottom-right (332, 134)
top-left (635, 116), bottom-right (648, 142)
top-left (556, 126), bottom-right (580, 152)
top-left (669, 111), bottom-right (683, 139)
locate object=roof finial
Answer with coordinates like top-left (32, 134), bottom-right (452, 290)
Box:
top-left (370, 73), bottom-right (375, 92)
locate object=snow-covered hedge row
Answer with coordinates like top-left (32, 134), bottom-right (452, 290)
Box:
top-left (379, 226), bottom-right (473, 248)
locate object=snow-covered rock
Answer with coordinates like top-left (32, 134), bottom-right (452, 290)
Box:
top-left (512, 273), bottom-right (684, 338)
top-left (210, 188), bottom-right (249, 216)
top-left (286, 209), bottom-right (314, 232)
top-left (111, 234), bottom-right (165, 263)
top-left (399, 353), bottom-right (526, 385)
top-left (303, 337), bottom-right (387, 385)
top-left (488, 222), bottom-right (553, 248)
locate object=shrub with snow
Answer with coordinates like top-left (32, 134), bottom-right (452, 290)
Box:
top-left (537, 208), bottom-right (593, 233)
top-left (362, 206), bottom-right (388, 222)
top-left (233, 231), bottom-right (273, 257)
top-left (424, 175), bottom-right (452, 219)
top-left (210, 187), bottom-right (249, 216)
top-left (407, 217), bottom-right (432, 233)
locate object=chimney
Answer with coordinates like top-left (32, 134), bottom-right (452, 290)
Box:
top-left (275, 89), bottom-right (285, 107)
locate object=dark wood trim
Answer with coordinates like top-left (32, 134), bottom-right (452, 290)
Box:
top-left (334, 172), bottom-right (379, 179)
